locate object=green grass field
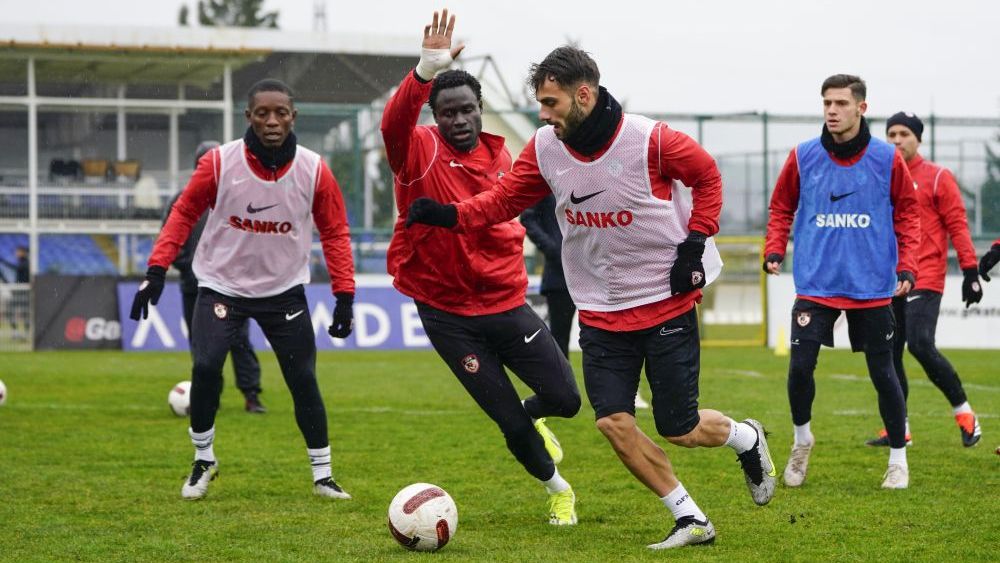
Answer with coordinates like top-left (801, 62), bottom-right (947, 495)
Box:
top-left (1, 347), bottom-right (997, 562)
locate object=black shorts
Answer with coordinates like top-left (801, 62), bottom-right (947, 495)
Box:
top-left (579, 308), bottom-right (701, 437)
top-left (791, 298), bottom-right (895, 353)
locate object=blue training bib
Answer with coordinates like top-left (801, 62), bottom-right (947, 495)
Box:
top-left (792, 136), bottom-right (897, 299)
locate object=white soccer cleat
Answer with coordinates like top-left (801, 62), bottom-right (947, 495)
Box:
top-left (181, 460), bottom-right (218, 500)
top-left (881, 464), bottom-right (909, 489)
top-left (647, 517), bottom-right (716, 550)
top-left (783, 442), bottom-right (813, 487)
top-left (314, 477), bottom-right (352, 499)
top-left (736, 418), bottom-right (776, 505)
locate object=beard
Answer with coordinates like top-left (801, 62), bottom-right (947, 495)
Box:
top-left (556, 100), bottom-right (587, 140)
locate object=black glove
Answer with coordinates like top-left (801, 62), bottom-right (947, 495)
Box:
top-left (962, 268), bottom-right (983, 308)
top-left (129, 266), bottom-right (167, 320)
top-left (670, 231), bottom-right (708, 295)
top-left (405, 197), bottom-right (458, 228)
top-left (762, 253), bottom-right (783, 274)
top-left (328, 292), bottom-right (354, 339)
top-left (978, 244), bottom-right (1000, 282)
top-left (897, 270), bottom-right (916, 288)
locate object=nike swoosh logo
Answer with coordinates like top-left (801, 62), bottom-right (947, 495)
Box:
top-left (556, 168), bottom-right (572, 176)
top-left (829, 191), bottom-right (856, 202)
top-left (233, 177), bottom-right (249, 185)
top-left (885, 331), bottom-right (894, 341)
top-left (285, 310), bottom-right (304, 321)
top-left (449, 160), bottom-right (464, 168)
top-left (906, 295), bottom-right (921, 302)
top-left (524, 328), bottom-right (542, 343)
top-left (569, 190), bottom-right (605, 205)
top-left (247, 203), bottom-right (279, 214)
top-left (660, 327), bottom-right (684, 336)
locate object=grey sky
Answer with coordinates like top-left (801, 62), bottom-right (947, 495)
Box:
top-left (4, 0), bottom-right (999, 117)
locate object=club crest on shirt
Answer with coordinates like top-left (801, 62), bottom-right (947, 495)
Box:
top-left (214, 303), bottom-right (228, 319)
top-left (691, 272), bottom-right (704, 286)
top-left (497, 171), bottom-right (505, 179)
top-left (461, 354), bottom-right (479, 374)
top-left (796, 311), bottom-right (811, 327)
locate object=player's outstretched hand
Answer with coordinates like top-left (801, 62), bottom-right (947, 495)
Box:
top-left (415, 8), bottom-right (464, 81)
top-left (978, 244), bottom-right (1000, 282)
top-left (762, 253), bottom-right (783, 275)
top-left (962, 268), bottom-right (983, 308)
top-left (129, 266), bottom-right (166, 320)
top-left (328, 293), bottom-right (354, 339)
top-left (670, 231), bottom-right (708, 295)
top-left (406, 197), bottom-right (458, 228)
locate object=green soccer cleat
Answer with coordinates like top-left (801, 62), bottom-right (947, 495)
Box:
top-left (534, 418), bottom-right (564, 464)
top-left (547, 487), bottom-right (577, 525)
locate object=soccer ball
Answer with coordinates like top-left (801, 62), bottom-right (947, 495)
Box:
top-left (387, 483), bottom-right (458, 552)
top-left (0, 379), bottom-right (7, 406)
top-left (168, 381), bottom-right (191, 417)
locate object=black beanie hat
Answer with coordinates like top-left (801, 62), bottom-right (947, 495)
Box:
top-left (886, 112), bottom-right (923, 142)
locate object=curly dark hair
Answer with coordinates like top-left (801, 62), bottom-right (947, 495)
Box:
top-left (247, 78), bottom-right (295, 108)
top-left (527, 46), bottom-right (600, 93)
top-left (428, 70), bottom-right (482, 112)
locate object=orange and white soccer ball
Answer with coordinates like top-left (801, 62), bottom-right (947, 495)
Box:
top-left (167, 381), bottom-right (191, 417)
top-left (387, 483), bottom-right (458, 552)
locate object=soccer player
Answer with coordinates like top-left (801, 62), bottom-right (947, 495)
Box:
top-left (163, 141), bottom-right (266, 414)
top-left (383, 11), bottom-right (582, 525)
top-left (764, 75), bottom-right (920, 489)
top-left (130, 78), bottom-right (356, 500)
top-left (862, 112), bottom-right (982, 447)
top-left (407, 44), bottom-right (776, 550)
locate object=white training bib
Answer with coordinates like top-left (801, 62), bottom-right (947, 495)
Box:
top-left (535, 114), bottom-right (722, 311)
top-left (193, 139), bottom-right (320, 298)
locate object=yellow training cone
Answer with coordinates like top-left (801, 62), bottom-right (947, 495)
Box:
top-left (775, 326), bottom-right (789, 357)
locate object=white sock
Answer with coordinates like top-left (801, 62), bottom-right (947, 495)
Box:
top-left (307, 446), bottom-right (332, 482)
top-left (888, 447), bottom-right (908, 469)
top-left (904, 417), bottom-right (911, 436)
top-left (793, 422), bottom-right (814, 446)
top-left (661, 483), bottom-right (706, 522)
top-left (952, 402), bottom-right (973, 415)
top-left (725, 418), bottom-right (758, 454)
top-left (541, 468), bottom-right (570, 494)
top-left (189, 426), bottom-right (216, 463)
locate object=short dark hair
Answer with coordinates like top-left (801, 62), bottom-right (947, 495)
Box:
top-left (428, 70), bottom-right (482, 112)
top-left (527, 46), bottom-right (600, 93)
top-left (247, 78), bottom-right (294, 108)
top-left (821, 74), bottom-right (866, 101)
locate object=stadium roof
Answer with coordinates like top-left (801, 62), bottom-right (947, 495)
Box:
top-left (0, 23), bottom-right (418, 103)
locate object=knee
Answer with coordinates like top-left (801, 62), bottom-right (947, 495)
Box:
top-left (555, 388), bottom-right (582, 418)
top-left (595, 413), bottom-right (633, 443)
top-left (907, 334), bottom-right (936, 360)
